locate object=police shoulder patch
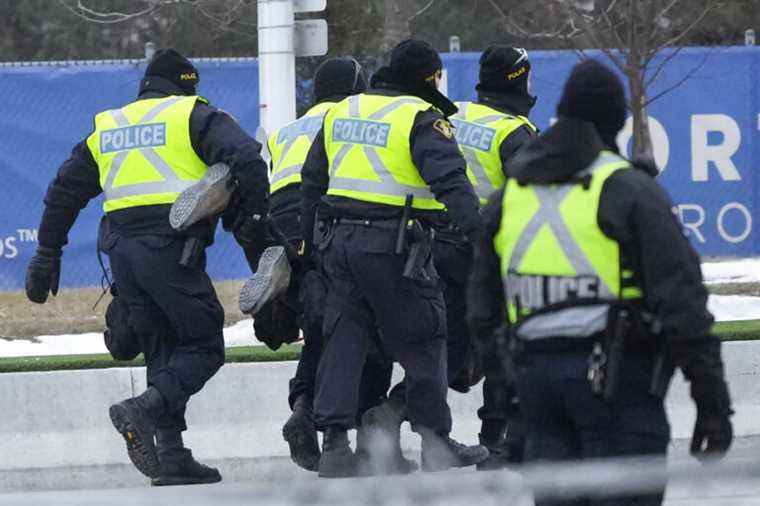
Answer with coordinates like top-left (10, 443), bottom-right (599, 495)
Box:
top-left (433, 119), bottom-right (454, 139)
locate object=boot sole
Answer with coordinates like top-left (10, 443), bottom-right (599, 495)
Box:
top-left (282, 415), bottom-right (321, 472)
top-left (455, 446), bottom-right (490, 468)
top-left (239, 246), bottom-right (292, 315)
top-left (151, 473), bottom-right (222, 486)
top-left (170, 163), bottom-right (234, 232)
top-left (109, 404), bottom-right (160, 479)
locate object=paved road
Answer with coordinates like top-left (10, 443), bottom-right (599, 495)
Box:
top-left (1, 438), bottom-right (758, 506)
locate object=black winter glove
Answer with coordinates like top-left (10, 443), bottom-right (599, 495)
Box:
top-left (25, 247), bottom-right (62, 304)
top-left (232, 212), bottom-right (268, 247)
top-left (252, 297), bottom-right (300, 351)
top-left (690, 377), bottom-right (733, 461)
top-left (671, 338), bottom-right (733, 461)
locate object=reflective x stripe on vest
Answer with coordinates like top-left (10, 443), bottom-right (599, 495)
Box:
top-left (494, 151), bottom-right (642, 340)
top-left (87, 95), bottom-right (207, 213)
top-left (268, 101), bottom-right (335, 194)
top-left (452, 102), bottom-right (536, 204)
top-left (324, 94), bottom-right (443, 210)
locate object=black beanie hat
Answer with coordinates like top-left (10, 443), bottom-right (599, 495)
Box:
top-left (389, 39), bottom-right (442, 87)
top-left (143, 49), bottom-right (199, 95)
top-left (557, 59), bottom-right (627, 146)
top-left (313, 57), bottom-right (368, 101)
top-left (476, 46), bottom-right (531, 96)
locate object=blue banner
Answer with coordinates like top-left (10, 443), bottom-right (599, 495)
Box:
top-left (1, 47), bottom-right (758, 290)
top-left (0, 59), bottom-right (259, 290)
top-left (443, 47), bottom-right (760, 257)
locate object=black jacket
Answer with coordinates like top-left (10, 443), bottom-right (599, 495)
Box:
top-left (38, 86), bottom-right (269, 250)
top-left (301, 86), bottom-right (481, 242)
top-left (474, 90), bottom-right (538, 172)
top-left (468, 117), bottom-right (719, 367)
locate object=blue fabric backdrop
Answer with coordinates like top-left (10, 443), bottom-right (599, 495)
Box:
top-left (0, 47), bottom-right (757, 290)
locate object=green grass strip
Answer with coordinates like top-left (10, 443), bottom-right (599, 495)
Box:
top-left (2, 320), bottom-right (760, 374)
top-left (712, 319), bottom-right (760, 341)
top-left (0, 344), bottom-right (301, 374)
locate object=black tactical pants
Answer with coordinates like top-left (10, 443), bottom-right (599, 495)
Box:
top-left (260, 203), bottom-right (316, 409)
top-left (313, 223), bottom-right (451, 434)
top-left (515, 349), bottom-right (669, 506)
top-left (384, 234), bottom-right (474, 404)
top-left (106, 234), bottom-right (225, 432)
top-left (477, 352), bottom-right (517, 433)
top-left (433, 234), bottom-right (474, 382)
top-left (264, 199), bottom-right (395, 414)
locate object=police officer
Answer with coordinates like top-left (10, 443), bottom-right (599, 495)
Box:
top-left (243, 57), bottom-right (377, 472)
top-left (356, 46), bottom-right (540, 476)
top-left (452, 46), bottom-right (538, 470)
top-left (301, 39), bottom-right (488, 478)
top-left (25, 49), bottom-right (269, 485)
top-left (468, 60), bottom-right (733, 505)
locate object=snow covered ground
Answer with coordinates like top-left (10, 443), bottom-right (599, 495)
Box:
top-left (702, 258), bottom-right (760, 284)
top-left (0, 319), bottom-right (263, 358)
top-left (1, 258), bottom-right (759, 359)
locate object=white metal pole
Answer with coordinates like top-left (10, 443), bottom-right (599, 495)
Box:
top-left (257, 0), bottom-right (296, 134)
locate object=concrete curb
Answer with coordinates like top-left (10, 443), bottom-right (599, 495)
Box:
top-left (0, 341), bottom-right (757, 492)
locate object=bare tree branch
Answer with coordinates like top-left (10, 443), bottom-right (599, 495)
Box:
top-left (409, 0), bottom-right (436, 22)
top-left (598, 0), bottom-right (627, 52)
top-left (58, 0), bottom-right (168, 24)
top-left (644, 45), bottom-right (685, 88)
top-left (194, 0), bottom-right (258, 41)
top-left (655, 2), bottom-right (716, 51)
top-left (644, 48), bottom-right (713, 106)
top-left (485, 0), bottom-right (577, 39)
top-left (567, 3), bottom-right (628, 70)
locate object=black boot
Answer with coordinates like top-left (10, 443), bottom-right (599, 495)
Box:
top-left (318, 427), bottom-right (358, 479)
top-left (476, 420), bottom-right (508, 471)
top-left (419, 428), bottom-right (490, 472)
top-left (357, 399), bottom-right (417, 476)
top-left (282, 395), bottom-right (321, 472)
top-left (109, 387), bottom-right (165, 478)
top-left (151, 430), bottom-right (222, 486)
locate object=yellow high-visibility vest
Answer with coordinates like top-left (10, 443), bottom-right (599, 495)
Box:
top-left (323, 94), bottom-right (445, 211)
top-left (87, 95), bottom-right (208, 213)
top-left (268, 101), bottom-right (336, 194)
top-left (494, 151), bottom-right (642, 339)
top-left (452, 101), bottom-right (536, 204)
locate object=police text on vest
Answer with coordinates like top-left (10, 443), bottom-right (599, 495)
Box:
top-left (101, 123), bottom-right (167, 154)
top-left (451, 120), bottom-right (496, 151)
top-left (332, 119), bottom-right (391, 148)
top-left (506, 273), bottom-right (600, 312)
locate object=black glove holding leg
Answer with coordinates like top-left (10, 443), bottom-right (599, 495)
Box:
top-left (672, 338), bottom-right (733, 461)
top-left (25, 246), bottom-right (62, 304)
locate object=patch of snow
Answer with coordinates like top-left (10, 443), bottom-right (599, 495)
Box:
top-left (708, 295), bottom-right (760, 322)
top-left (0, 319), bottom-right (261, 358)
top-left (702, 258), bottom-right (760, 284)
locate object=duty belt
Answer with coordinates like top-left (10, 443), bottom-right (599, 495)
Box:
top-left (332, 217), bottom-right (399, 230)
